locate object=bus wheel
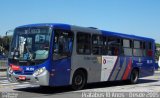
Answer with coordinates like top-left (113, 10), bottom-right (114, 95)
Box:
top-left (130, 69), bottom-right (139, 84)
top-left (72, 70), bottom-right (86, 90)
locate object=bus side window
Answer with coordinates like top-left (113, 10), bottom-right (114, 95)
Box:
top-left (122, 39), bottom-right (133, 56)
top-left (133, 40), bottom-right (143, 57)
top-left (142, 42), bottom-right (147, 56)
top-left (53, 30), bottom-right (73, 60)
top-left (77, 32), bottom-right (91, 55)
top-left (108, 37), bottom-right (121, 56)
top-left (92, 35), bottom-right (106, 55)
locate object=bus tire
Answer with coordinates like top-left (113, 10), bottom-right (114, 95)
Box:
top-left (129, 69), bottom-right (139, 84)
top-left (72, 70), bottom-right (87, 90)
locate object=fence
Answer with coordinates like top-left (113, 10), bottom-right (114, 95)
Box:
top-left (0, 59), bottom-right (8, 70)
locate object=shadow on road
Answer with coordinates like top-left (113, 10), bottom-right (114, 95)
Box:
top-left (14, 79), bottom-right (158, 94)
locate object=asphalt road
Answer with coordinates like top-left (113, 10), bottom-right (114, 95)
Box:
top-left (0, 71), bottom-right (160, 98)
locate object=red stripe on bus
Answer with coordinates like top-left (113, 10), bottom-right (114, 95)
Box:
top-left (122, 59), bottom-right (132, 80)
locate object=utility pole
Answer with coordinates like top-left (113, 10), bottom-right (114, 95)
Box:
top-left (6, 30), bottom-right (13, 36)
top-left (5, 29), bottom-right (13, 44)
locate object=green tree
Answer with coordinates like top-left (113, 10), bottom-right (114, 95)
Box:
top-left (156, 43), bottom-right (160, 60)
top-left (156, 43), bottom-right (160, 48)
top-left (0, 35), bottom-right (12, 55)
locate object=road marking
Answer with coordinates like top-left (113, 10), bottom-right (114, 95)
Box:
top-left (0, 78), bottom-right (36, 88)
top-left (16, 84), bottom-right (32, 87)
top-left (0, 80), bottom-right (8, 82)
top-left (0, 83), bottom-right (38, 88)
top-left (1, 82), bottom-right (22, 85)
top-left (0, 77), bottom-right (7, 79)
top-left (0, 77), bottom-right (7, 80)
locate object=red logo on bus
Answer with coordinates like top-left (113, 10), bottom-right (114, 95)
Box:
top-left (103, 59), bottom-right (106, 64)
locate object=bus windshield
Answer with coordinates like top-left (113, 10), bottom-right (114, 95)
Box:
top-left (9, 26), bottom-right (51, 61)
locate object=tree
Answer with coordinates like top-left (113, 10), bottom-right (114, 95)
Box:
top-left (0, 35), bottom-right (12, 55)
top-left (156, 43), bottom-right (160, 48)
top-left (156, 43), bottom-right (160, 60)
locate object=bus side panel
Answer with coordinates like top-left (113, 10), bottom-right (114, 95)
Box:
top-left (70, 55), bottom-right (102, 83)
top-left (139, 41), bottom-right (155, 77)
top-left (69, 28), bottom-right (103, 84)
top-left (113, 56), bottom-right (131, 81)
top-left (108, 56), bottom-right (154, 81)
top-left (140, 57), bottom-right (154, 77)
top-left (108, 56), bottom-right (133, 81)
top-left (132, 57), bottom-right (154, 78)
top-left (49, 57), bottom-right (71, 86)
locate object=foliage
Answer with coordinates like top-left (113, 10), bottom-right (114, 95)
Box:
top-left (0, 36), bottom-right (12, 55)
top-left (156, 43), bottom-right (160, 60)
top-left (156, 43), bottom-right (160, 48)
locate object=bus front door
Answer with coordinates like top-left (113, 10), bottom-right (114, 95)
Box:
top-left (51, 30), bottom-right (73, 86)
top-left (52, 57), bottom-right (71, 86)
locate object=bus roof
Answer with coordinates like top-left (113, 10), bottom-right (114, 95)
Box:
top-left (16, 23), bottom-right (155, 42)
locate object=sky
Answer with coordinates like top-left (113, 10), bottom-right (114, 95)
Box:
top-left (0, 0), bottom-right (160, 43)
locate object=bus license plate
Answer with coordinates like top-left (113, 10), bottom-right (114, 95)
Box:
top-left (19, 76), bottom-right (26, 80)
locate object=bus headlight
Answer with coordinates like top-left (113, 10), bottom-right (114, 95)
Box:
top-left (33, 67), bottom-right (46, 77)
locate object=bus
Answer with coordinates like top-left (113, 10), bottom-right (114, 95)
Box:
top-left (7, 23), bottom-right (155, 90)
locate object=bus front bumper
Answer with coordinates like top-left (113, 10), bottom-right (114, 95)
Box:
top-left (7, 70), bottom-right (50, 86)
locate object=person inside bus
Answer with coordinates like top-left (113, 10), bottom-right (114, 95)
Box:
top-left (114, 47), bottom-right (119, 55)
top-left (108, 46), bottom-right (119, 56)
top-left (58, 35), bottom-right (71, 56)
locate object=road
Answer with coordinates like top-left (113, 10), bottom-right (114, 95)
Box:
top-left (0, 71), bottom-right (160, 98)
